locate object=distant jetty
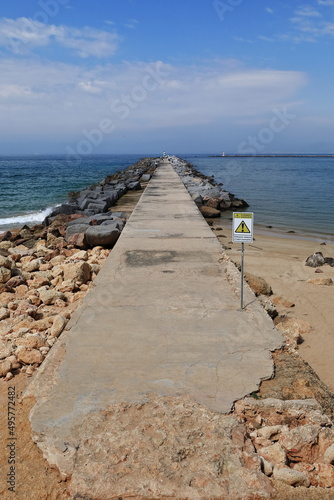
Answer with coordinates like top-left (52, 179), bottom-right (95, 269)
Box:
top-left (209, 154), bottom-right (334, 158)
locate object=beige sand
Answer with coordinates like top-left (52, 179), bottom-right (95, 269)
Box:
top-left (213, 218), bottom-right (334, 393)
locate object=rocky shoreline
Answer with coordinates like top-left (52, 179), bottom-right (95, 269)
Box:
top-left (1, 156), bottom-right (334, 497)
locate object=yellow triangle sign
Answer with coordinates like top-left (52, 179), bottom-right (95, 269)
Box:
top-left (235, 221), bottom-right (250, 233)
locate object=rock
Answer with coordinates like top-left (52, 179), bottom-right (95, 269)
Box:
top-left (0, 358), bottom-right (13, 377)
top-left (63, 261), bottom-right (91, 285)
top-left (258, 442), bottom-right (286, 466)
top-left (15, 334), bottom-right (47, 349)
top-left (257, 425), bottom-right (288, 441)
top-left (6, 275), bottom-right (26, 288)
top-left (273, 467), bottom-right (310, 487)
top-left (323, 443), bottom-right (334, 465)
top-left (307, 277), bottom-right (333, 286)
top-left (0, 307), bottom-right (10, 320)
top-left (68, 233), bottom-right (87, 249)
top-left (271, 296), bottom-right (295, 308)
top-left (16, 346), bottom-right (44, 365)
top-left (205, 197), bottom-right (220, 209)
top-left (293, 463), bottom-right (334, 488)
top-left (50, 315), bottom-right (68, 338)
top-left (85, 226), bottom-right (120, 248)
top-left (15, 300), bottom-right (39, 319)
top-left (0, 340), bottom-right (13, 359)
top-left (276, 318), bottom-right (311, 346)
top-left (141, 174), bottom-right (151, 182)
top-left (259, 297), bottom-right (278, 319)
top-left (0, 266), bottom-right (11, 283)
top-left (39, 289), bottom-right (66, 305)
top-left (6, 355), bottom-right (21, 370)
top-left (305, 252), bottom-right (325, 267)
top-left (324, 257), bottom-right (334, 267)
top-left (0, 255), bottom-right (13, 269)
top-left (65, 224), bottom-right (90, 242)
top-left (21, 258), bottom-right (41, 272)
top-left (260, 457), bottom-right (273, 477)
top-left (199, 206), bottom-right (221, 218)
top-left (72, 250), bottom-right (88, 261)
top-left (244, 273), bottom-right (272, 296)
top-left (279, 424), bottom-right (319, 463)
top-left (57, 279), bottom-right (77, 293)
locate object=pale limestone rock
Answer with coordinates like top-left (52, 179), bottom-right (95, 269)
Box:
top-left (0, 266), bottom-right (11, 283)
top-left (307, 277), bottom-right (333, 286)
top-left (39, 289), bottom-right (66, 305)
top-left (0, 358), bottom-right (12, 377)
top-left (50, 315), bottom-right (68, 338)
top-left (0, 340), bottom-right (13, 359)
top-left (15, 334), bottom-right (47, 349)
top-left (257, 425), bottom-right (288, 441)
top-left (16, 346), bottom-right (44, 365)
top-left (0, 307), bottom-right (10, 320)
top-left (258, 442), bottom-right (286, 466)
top-left (323, 443), bottom-right (334, 465)
top-left (294, 463), bottom-right (334, 488)
top-left (73, 250), bottom-right (88, 261)
top-left (279, 424), bottom-right (319, 463)
top-left (273, 467), bottom-right (310, 487)
top-left (22, 258), bottom-right (41, 272)
top-left (6, 355), bottom-right (21, 369)
top-left (63, 261), bottom-right (91, 285)
top-left (260, 457), bottom-right (273, 477)
top-left (56, 279), bottom-right (77, 293)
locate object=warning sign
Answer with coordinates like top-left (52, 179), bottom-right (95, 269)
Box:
top-left (232, 213), bottom-right (253, 242)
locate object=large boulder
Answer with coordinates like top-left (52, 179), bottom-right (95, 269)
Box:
top-left (63, 261), bottom-right (91, 285)
top-left (85, 226), bottom-right (121, 248)
top-left (305, 252), bottom-right (325, 267)
top-left (199, 206), bottom-right (221, 218)
top-left (66, 224), bottom-right (90, 242)
top-left (244, 273), bottom-right (272, 296)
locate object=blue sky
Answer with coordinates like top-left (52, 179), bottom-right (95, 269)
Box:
top-left (0, 0), bottom-right (333, 154)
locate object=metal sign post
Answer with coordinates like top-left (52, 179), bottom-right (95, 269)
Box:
top-left (232, 213), bottom-right (254, 310)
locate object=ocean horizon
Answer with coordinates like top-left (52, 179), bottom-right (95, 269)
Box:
top-left (1, 153), bottom-right (334, 242)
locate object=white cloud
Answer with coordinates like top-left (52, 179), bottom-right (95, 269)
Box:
top-left (0, 58), bottom-right (308, 145)
top-left (265, 8), bottom-right (274, 14)
top-left (294, 6), bottom-right (322, 17)
top-left (0, 17), bottom-right (119, 58)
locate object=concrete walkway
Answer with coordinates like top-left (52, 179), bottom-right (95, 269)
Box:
top-left (27, 158), bottom-right (282, 480)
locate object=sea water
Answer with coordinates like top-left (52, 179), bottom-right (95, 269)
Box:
top-left (0, 154), bottom-right (147, 231)
top-left (1, 154), bottom-right (333, 240)
top-left (184, 154), bottom-right (334, 241)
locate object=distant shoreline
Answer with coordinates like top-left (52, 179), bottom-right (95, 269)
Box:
top-left (209, 154), bottom-right (334, 158)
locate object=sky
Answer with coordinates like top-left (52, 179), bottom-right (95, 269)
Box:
top-left (0, 0), bottom-right (334, 155)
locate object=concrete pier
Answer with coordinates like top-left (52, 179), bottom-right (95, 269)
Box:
top-left (26, 158), bottom-right (282, 489)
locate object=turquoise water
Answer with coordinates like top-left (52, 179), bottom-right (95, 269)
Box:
top-left (1, 154), bottom-right (333, 239)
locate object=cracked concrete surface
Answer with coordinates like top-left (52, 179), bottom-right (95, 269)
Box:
top-left (26, 159), bottom-right (282, 483)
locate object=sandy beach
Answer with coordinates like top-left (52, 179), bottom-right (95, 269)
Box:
top-left (213, 218), bottom-right (334, 394)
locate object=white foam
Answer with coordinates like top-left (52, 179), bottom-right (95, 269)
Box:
top-left (0, 205), bottom-right (58, 230)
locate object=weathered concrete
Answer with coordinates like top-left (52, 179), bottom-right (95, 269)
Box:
top-left (26, 158), bottom-right (282, 494)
